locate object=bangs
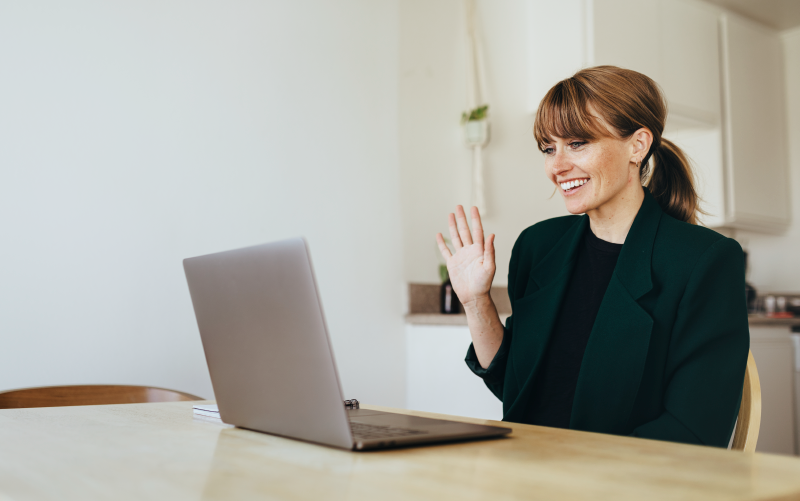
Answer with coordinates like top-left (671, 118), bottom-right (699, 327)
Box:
top-left (533, 79), bottom-right (613, 151)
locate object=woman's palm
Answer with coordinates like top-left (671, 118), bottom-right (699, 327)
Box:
top-left (436, 206), bottom-right (496, 307)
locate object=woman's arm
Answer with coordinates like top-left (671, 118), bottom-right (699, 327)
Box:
top-left (630, 238), bottom-right (750, 447)
top-left (462, 296), bottom-right (505, 368)
top-left (436, 206), bottom-right (504, 368)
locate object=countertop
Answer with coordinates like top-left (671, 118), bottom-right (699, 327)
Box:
top-left (747, 314), bottom-right (800, 326)
top-left (405, 313), bottom-right (509, 326)
top-left (406, 283), bottom-right (800, 328)
top-left (406, 313), bottom-right (800, 327)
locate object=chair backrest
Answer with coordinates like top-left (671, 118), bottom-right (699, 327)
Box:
top-left (0, 385), bottom-right (202, 409)
top-left (731, 351), bottom-right (761, 452)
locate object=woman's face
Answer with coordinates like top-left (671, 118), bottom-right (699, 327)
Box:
top-left (542, 133), bottom-right (643, 216)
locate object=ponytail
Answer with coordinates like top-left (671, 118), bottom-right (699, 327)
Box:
top-left (643, 138), bottom-right (702, 225)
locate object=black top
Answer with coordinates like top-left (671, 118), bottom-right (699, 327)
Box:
top-left (524, 225), bottom-right (623, 428)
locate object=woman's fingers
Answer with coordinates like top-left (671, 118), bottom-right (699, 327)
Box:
top-left (455, 205), bottom-right (474, 246)
top-left (446, 206), bottom-right (485, 253)
top-left (484, 233), bottom-right (495, 268)
top-left (471, 206), bottom-right (484, 246)
top-left (447, 213), bottom-right (463, 250)
top-left (436, 233), bottom-right (452, 259)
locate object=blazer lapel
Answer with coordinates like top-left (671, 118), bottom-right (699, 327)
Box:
top-left (503, 216), bottom-right (588, 422)
top-left (570, 190), bottom-right (663, 434)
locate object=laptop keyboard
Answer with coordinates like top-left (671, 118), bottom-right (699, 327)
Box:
top-left (349, 421), bottom-right (429, 440)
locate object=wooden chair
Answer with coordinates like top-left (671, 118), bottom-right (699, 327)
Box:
top-left (731, 351), bottom-right (761, 452)
top-left (0, 385), bottom-right (202, 409)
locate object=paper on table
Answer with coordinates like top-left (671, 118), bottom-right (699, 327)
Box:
top-left (193, 404), bottom-right (219, 418)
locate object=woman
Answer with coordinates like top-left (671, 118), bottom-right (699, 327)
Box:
top-left (436, 66), bottom-right (749, 447)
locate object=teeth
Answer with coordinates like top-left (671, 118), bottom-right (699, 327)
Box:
top-left (560, 179), bottom-right (587, 191)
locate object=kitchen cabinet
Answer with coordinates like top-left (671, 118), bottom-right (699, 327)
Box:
top-left (659, 0), bottom-right (722, 124)
top-left (718, 13), bottom-right (790, 232)
top-left (405, 324), bottom-right (502, 420)
top-left (750, 326), bottom-right (797, 455)
top-left (593, 0), bottom-right (721, 125)
top-left (593, 0), bottom-right (662, 86)
top-left (593, 0), bottom-right (727, 227)
top-left (669, 12), bottom-right (790, 232)
top-left (590, 0), bottom-right (791, 233)
top-left (663, 127), bottom-right (727, 227)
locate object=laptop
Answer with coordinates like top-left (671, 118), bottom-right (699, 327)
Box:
top-left (183, 237), bottom-right (511, 451)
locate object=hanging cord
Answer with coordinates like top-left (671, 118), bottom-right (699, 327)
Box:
top-left (463, 0), bottom-right (490, 215)
top-left (473, 145), bottom-right (486, 212)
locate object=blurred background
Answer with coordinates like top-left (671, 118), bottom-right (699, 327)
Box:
top-left (1, 0), bottom-right (798, 454)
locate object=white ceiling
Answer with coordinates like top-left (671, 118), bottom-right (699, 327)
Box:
top-left (702, 0), bottom-right (800, 31)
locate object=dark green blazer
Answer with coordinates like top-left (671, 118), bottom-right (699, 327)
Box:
top-left (466, 189), bottom-right (750, 447)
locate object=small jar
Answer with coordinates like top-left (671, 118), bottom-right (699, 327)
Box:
top-left (764, 295), bottom-right (776, 315)
top-left (440, 278), bottom-right (460, 314)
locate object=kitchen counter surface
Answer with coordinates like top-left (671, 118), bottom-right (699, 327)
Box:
top-left (746, 314), bottom-right (800, 326)
top-left (405, 313), bottom-right (509, 326)
top-left (406, 283), bottom-right (800, 328)
top-left (406, 313), bottom-right (800, 328)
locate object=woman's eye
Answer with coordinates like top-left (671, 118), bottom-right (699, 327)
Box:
top-left (542, 147), bottom-right (554, 155)
top-left (569, 141), bottom-right (586, 149)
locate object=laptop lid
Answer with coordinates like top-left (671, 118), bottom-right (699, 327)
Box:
top-left (183, 238), bottom-right (353, 449)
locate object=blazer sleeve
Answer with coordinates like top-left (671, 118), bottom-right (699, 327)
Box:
top-left (464, 229), bottom-right (525, 401)
top-left (630, 237), bottom-right (750, 447)
top-left (465, 318), bottom-right (512, 400)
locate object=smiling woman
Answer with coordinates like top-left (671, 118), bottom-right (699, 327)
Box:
top-left (435, 66), bottom-right (750, 448)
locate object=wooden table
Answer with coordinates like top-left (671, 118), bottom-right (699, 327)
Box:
top-left (2, 401), bottom-right (800, 500)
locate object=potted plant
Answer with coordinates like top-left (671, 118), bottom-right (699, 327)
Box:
top-left (461, 104), bottom-right (489, 147)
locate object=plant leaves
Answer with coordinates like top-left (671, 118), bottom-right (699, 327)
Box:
top-left (460, 104), bottom-right (489, 123)
top-left (439, 264), bottom-right (449, 283)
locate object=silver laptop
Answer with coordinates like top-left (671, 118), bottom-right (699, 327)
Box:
top-left (183, 237), bottom-right (511, 451)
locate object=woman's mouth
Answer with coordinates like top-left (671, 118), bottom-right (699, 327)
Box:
top-left (560, 178), bottom-right (589, 195)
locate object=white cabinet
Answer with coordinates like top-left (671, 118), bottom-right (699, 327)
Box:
top-left (405, 324), bottom-right (502, 420)
top-left (670, 12), bottom-right (791, 232)
top-left (750, 327), bottom-right (797, 455)
top-left (593, 0), bottom-right (721, 125)
top-left (593, 0), bottom-right (662, 85)
top-left (592, 0), bottom-right (728, 227)
top-left (590, 0), bottom-right (791, 233)
top-left (719, 13), bottom-right (790, 232)
top-left (663, 126), bottom-right (728, 226)
top-left (659, 0), bottom-right (722, 124)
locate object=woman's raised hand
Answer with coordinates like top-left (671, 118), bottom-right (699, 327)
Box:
top-left (436, 206), bottom-right (496, 309)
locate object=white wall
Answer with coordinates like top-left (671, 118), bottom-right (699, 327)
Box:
top-left (0, 0), bottom-right (407, 406)
top-left (399, 0), bottom-right (581, 286)
top-left (736, 27), bottom-right (800, 292)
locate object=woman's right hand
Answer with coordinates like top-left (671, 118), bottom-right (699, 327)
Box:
top-left (436, 206), bottom-right (496, 309)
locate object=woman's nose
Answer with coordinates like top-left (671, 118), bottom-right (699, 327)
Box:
top-left (549, 150), bottom-right (571, 176)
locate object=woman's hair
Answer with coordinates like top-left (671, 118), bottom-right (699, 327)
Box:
top-left (533, 65), bottom-right (701, 225)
